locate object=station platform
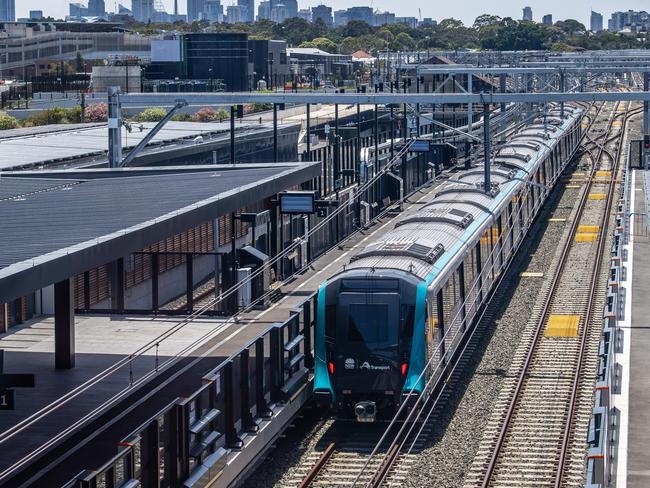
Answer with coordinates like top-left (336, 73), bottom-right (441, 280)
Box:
top-left (615, 168), bottom-right (650, 487)
top-left (0, 177), bottom-right (443, 486)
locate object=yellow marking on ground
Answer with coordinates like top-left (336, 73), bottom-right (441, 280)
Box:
top-left (588, 193), bottom-right (607, 200)
top-left (573, 172), bottom-right (586, 176)
top-left (576, 233), bottom-right (599, 242)
top-left (520, 272), bottom-right (544, 277)
top-left (566, 185), bottom-right (581, 189)
top-left (578, 225), bottom-right (600, 233)
top-left (546, 315), bottom-right (580, 337)
top-left (548, 218), bottom-right (567, 222)
top-left (596, 170), bottom-right (612, 178)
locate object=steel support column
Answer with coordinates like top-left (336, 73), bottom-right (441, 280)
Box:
top-left (467, 74), bottom-right (473, 134)
top-left (110, 257), bottom-right (124, 313)
top-left (54, 278), bottom-right (75, 369)
top-left (643, 71), bottom-right (650, 135)
top-left (230, 105), bottom-right (236, 164)
top-left (560, 71), bottom-right (566, 117)
top-left (500, 74), bottom-right (506, 113)
top-left (107, 87), bottom-right (122, 168)
top-left (483, 102), bottom-right (491, 194)
top-left (273, 103), bottom-right (278, 162)
top-left (306, 103), bottom-right (311, 158)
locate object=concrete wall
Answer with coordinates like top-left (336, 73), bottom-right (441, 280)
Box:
top-left (91, 65), bottom-right (142, 93)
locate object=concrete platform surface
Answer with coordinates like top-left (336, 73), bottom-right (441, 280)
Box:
top-left (624, 169), bottom-right (650, 487)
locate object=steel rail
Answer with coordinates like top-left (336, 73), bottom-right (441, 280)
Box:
top-left (298, 443), bottom-right (336, 488)
top-left (479, 99), bottom-right (615, 488)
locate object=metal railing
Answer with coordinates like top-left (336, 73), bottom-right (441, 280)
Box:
top-left (63, 292), bottom-right (317, 488)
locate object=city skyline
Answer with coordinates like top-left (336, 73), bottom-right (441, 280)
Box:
top-left (14, 0), bottom-right (650, 26)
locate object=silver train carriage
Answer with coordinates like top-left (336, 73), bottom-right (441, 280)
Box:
top-left (314, 104), bottom-right (584, 421)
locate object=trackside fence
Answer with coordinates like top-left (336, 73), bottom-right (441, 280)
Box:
top-left (62, 292), bottom-right (317, 488)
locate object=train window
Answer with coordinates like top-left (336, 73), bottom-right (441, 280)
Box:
top-left (400, 305), bottom-right (415, 337)
top-left (347, 304), bottom-right (392, 345)
top-left (508, 202), bottom-right (515, 252)
top-left (325, 305), bottom-right (337, 338)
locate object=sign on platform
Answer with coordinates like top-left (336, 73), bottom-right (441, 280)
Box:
top-left (0, 389), bottom-right (15, 411)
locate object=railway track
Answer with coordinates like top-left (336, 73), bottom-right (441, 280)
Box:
top-left (464, 99), bottom-right (633, 488)
top-left (289, 422), bottom-right (421, 488)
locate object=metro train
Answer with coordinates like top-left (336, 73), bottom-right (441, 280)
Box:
top-left (314, 105), bottom-right (584, 421)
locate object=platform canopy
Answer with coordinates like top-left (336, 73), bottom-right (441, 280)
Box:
top-left (0, 162), bottom-right (320, 303)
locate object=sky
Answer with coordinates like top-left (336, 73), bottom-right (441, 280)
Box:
top-left (17, 0), bottom-right (650, 27)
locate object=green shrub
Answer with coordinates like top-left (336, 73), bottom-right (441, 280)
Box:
top-left (0, 112), bottom-right (19, 130)
top-left (27, 106), bottom-right (82, 126)
top-left (134, 107), bottom-right (168, 122)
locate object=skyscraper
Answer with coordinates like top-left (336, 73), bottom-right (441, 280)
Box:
top-left (187, 0), bottom-right (206, 22)
top-left (132, 0), bottom-right (155, 22)
top-left (312, 4), bottom-right (332, 27)
top-left (88, 0), bottom-right (106, 16)
top-left (0, 0), bottom-right (15, 22)
top-left (237, 0), bottom-right (254, 22)
top-left (542, 14), bottom-right (552, 25)
top-left (522, 6), bottom-right (532, 22)
top-left (590, 10), bottom-right (603, 32)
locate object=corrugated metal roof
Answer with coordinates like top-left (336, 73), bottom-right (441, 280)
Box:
top-left (0, 162), bottom-right (320, 303)
top-left (0, 121), bottom-right (286, 171)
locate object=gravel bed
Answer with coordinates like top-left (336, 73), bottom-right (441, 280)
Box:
top-left (403, 159), bottom-right (587, 488)
top-left (241, 409), bottom-right (335, 487)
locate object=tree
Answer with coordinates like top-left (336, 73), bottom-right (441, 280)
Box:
top-left (338, 20), bottom-right (373, 38)
top-left (554, 19), bottom-right (587, 36)
top-left (300, 37), bottom-right (338, 53)
top-left (75, 52), bottom-right (85, 73)
top-left (473, 14), bottom-right (501, 30)
top-left (393, 32), bottom-right (416, 50)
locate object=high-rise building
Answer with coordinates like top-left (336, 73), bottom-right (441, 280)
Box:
top-left (374, 10), bottom-right (396, 26)
top-left (542, 14), bottom-right (552, 25)
top-left (69, 2), bottom-right (87, 18)
top-left (226, 4), bottom-right (246, 23)
top-left (270, 3), bottom-right (289, 23)
top-left (257, 1), bottom-right (270, 20)
top-left (187, 0), bottom-right (206, 22)
top-left (29, 10), bottom-right (44, 19)
top-left (88, 0), bottom-right (106, 16)
top-left (347, 6), bottom-right (373, 25)
top-left (298, 9), bottom-right (311, 21)
top-left (333, 9), bottom-right (347, 27)
top-left (282, 0), bottom-right (297, 19)
top-left (0, 0), bottom-right (15, 21)
top-left (204, 0), bottom-right (223, 22)
top-left (590, 10), bottom-right (603, 32)
top-left (311, 4), bottom-right (332, 27)
top-left (132, 0), bottom-right (155, 22)
top-left (237, 0), bottom-right (254, 22)
top-left (522, 6), bottom-right (532, 21)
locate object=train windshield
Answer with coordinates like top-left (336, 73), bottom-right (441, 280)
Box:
top-left (347, 304), bottom-right (395, 347)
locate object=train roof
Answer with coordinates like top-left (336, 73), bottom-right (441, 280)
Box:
top-left (344, 105), bottom-right (582, 282)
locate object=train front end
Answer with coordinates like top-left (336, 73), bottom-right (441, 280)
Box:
top-left (314, 269), bottom-right (422, 422)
